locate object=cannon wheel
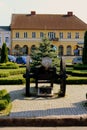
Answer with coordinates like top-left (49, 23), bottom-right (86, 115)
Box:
top-left (59, 57), bottom-right (66, 97)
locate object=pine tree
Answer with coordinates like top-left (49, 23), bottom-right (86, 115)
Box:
top-left (30, 37), bottom-right (59, 69)
top-left (1, 43), bottom-right (8, 63)
top-left (82, 31), bottom-right (87, 64)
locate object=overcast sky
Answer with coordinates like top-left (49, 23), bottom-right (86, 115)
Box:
top-left (0, 0), bottom-right (87, 25)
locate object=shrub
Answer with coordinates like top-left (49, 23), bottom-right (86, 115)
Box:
top-left (9, 68), bottom-right (25, 75)
top-left (2, 93), bottom-right (11, 103)
top-left (0, 100), bottom-right (8, 110)
top-left (0, 62), bottom-right (19, 69)
top-left (1, 43), bottom-right (8, 63)
top-left (66, 76), bottom-right (87, 84)
top-left (0, 89), bottom-right (7, 98)
top-left (0, 72), bottom-right (10, 77)
top-left (0, 75), bottom-right (25, 85)
top-left (73, 64), bottom-right (87, 70)
top-left (0, 89), bottom-right (11, 110)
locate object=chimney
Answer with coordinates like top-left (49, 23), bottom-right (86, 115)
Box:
top-left (31, 11), bottom-right (36, 15)
top-left (67, 12), bottom-right (73, 16)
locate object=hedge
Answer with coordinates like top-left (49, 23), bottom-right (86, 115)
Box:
top-left (0, 89), bottom-right (11, 110)
top-left (73, 64), bottom-right (87, 70)
top-left (0, 62), bottom-right (19, 69)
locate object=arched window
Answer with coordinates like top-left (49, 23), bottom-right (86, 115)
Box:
top-left (67, 46), bottom-right (71, 55)
top-left (31, 45), bottom-right (36, 51)
top-left (58, 45), bottom-right (63, 56)
top-left (22, 45), bottom-right (28, 55)
top-left (14, 44), bottom-right (21, 56)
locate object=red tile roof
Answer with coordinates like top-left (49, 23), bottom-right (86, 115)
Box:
top-left (11, 12), bottom-right (87, 30)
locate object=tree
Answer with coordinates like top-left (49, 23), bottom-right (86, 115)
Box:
top-left (30, 37), bottom-right (59, 69)
top-left (1, 43), bottom-right (8, 63)
top-left (82, 31), bottom-right (87, 64)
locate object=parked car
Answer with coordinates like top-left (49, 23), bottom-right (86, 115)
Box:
top-left (16, 56), bottom-right (27, 64)
top-left (72, 56), bottom-right (82, 64)
top-left (8, 55), bottom-right (16, 62)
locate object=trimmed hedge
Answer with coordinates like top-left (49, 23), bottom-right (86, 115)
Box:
top-left (66, 70), bottom-right (87, 77)
top-left (0, 89), bottom-right (11, 110)
top-left (0, 75), bottom-right (25, 85)
top-left (0, 100), bottom-right (8, 110)
top-left (66, 76), bottom-right (87, 84)
top-left (73, 64), bottom-right (87, 70)
top-left (0, 68), bottom-right (26, 78)
top-left (0, 72), bottom-right (10, 77)
top-left (9, 68), bottom-right (25, 75)
top-left (0, 62), bottom-right (19, 69)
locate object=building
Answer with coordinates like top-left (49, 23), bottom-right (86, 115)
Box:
top-left (0, 26), bottom-right (11, 55)
top-left (10, 11), bottom-right (87, 56)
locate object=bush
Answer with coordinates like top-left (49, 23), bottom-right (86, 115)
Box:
top-left (0, 75), bottom-right (25, 85)
top-left (0, 100), bottom-right (8, 110)
top-left (0, 89), bottom-right (11, 110)
top-left (0, 62), bottom-right (19, 69)
top-left (9, 68), bottom-right (25, 75)
top-left (0, 89), bottom-right (7, 98)
top-left (66, 76), bottom-right (87, 84)
top-left (1, 43), bottom-right (8, 63)
top-left (2, 93), bottom-right (11, 103)
top-left (0, 72), bottom-right (10, 77)
top-left (73, 64), bottom-right (87, 70)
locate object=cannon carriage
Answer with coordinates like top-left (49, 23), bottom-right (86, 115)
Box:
top-left (23, 56), bottom-right (67, 97)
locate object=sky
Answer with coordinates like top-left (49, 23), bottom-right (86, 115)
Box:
top-left (0, 0), bottom-right (87, 26)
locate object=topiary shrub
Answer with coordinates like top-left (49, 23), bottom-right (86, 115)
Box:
top-left (1, 43), bottom-right (8, 63)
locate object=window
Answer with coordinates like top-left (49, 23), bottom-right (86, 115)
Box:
top-left (67, 32), bottom-right (71, 39)
top-left (24, 32), bottom-right (27, 38)
top-left (40, 32), bottom-right (44, 38)
top-left (16, 32), bottom-right (19, 38)
top-left (67, 46), bottom-right (71, 55)
top-left (58, 45), bottom-right (64, 56)
top-left (5, 37), bottom-right (9, 43)
top-left (31, 45), bottom-right (36, 51)
top-left (23, 45), bottom-right (28, 55)
top-left (75, 32), bottom-right (79, 39)
top-left (32, 32), bottom-right (36, 38)
top-left (48, 32), bottom-right (55, 39)
top-left (59, 32), bottom-right (63, 39)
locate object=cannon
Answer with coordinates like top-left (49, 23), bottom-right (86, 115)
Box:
top-left (23, 56), bottom-right (67, 97)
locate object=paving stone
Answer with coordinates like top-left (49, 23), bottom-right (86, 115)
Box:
top-left (0, 84), bottom-right (87, 118)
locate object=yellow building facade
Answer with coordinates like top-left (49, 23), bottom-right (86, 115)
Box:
top-left (11, 11), bottom-right (87, 56)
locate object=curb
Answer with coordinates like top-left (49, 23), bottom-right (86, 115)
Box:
top-left (0, 117), bottom-right (87, 126)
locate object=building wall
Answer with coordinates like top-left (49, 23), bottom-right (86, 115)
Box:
top-left (0, 30), bottom-right (11, 54)
top-left (11, 29), bottom-right (85, 56)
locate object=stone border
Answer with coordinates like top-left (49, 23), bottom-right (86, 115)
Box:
top-left (0, 117), bottom-right (87, 126)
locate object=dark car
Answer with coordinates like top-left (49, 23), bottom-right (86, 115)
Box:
top-left (16, 56), bottom-right (27, 64)
top-left (8, 55), bottom-right (16, 62)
